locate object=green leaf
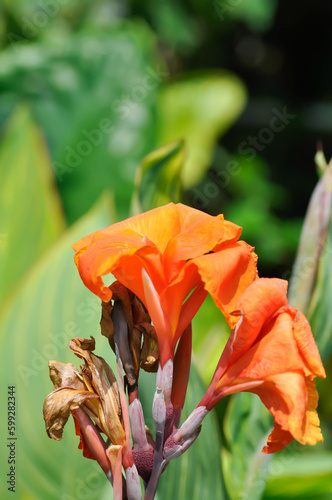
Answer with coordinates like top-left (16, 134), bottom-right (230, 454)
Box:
top-left (0, 104), bottom-right (65, 306)
top-left (0, 23), bottom-right (163, 223)
top-left (225, 0), bottom-right (278, 32)
top-left (222, 392), bottom-right (273, 500)
top-left (0, 196), bottom-right (114, 500)
top-left (289, 161), bottom-right (332, 317)
top-left (263, 450), bottom-right (332, 499)
top-left (132, 140), bottom-right (185, 213)
top-left (158, 71), bottom-right (247, 189)
top-left (307, 220), bottom-right (332, 362)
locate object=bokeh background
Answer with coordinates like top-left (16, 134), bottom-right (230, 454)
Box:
top-left (1, 1), bottom-right (332, 499)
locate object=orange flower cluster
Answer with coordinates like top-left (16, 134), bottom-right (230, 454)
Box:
top-left (73, 203), bottom-right (325, 455)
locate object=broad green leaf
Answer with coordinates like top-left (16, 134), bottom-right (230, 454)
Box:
top-left (0, 22), bottom-right (163, 223)
top-left (132, 140), bottom-right (185, 213)
top-left (0, 104), bottom-right (65, 306)
top-left (222, 392), bottom-right (273, 500)
top-left (158, 71), bottom-right (247, 189)
top-left (263, 450), bottom-right (332, 499)
top-left (0, 196), bottom-right (114, 500)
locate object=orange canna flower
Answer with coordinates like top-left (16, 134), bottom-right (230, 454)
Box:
top-left (73, 203), bottom-right (257, 365)
top-left (199, 278), bottom-right (326, 453)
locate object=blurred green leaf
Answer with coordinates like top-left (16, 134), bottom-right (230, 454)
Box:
top-left (263, 451), bottom-right (332, 499)
top-left (159, 71), bottom-right (247, 189)
top-left (222, 392), bottom-right (272, 500)
top-left (0, 196), bottom-right (114, 500)
top-left (132, 140), bottom-right (185, 213)
top-left (0, 22), bottom-right (163, 223)
top-left (224, 0), bottom-right (278, 32)
top-left (0, 104), bottom-right (65, 306)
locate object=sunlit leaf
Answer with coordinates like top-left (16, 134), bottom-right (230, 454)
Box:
top-left (158, 71), bottom-right (247, 189)
top-left (132, 140), bottom-right (185, 213)
top-left (0, 104), bottom-right (65, 306)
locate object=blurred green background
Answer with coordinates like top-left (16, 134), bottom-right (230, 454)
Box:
top-left (0, 1), bottom-right (332, 499)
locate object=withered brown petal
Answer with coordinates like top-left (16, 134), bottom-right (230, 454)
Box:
top-left (69, 337), bottom-right (125, 445)
top-left (49, 360), bottom-right (85, 390)
top-left (43, 387), bottom-right (98, 441)
top-left (130, 327), bottom-right (143, 377)
top-left (140, 333), bottom-right (159, 373)
top-left (100, 300), bottom-right (115, 349)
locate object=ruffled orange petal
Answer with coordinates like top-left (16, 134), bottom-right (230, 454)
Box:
top-left (192, 241), bottom-right (258, 328)
top-left (74, 228), bottom-right (164, 302)
top-left (251, 372), bottom-right (308, 444)
top-left (229, 278), bottom-right (288, 363)
top-left (262, 423), bottom-right (294, 454)
top-left (215, 312), bottom-right (304, 394)
top-left (163, 209), bottom-right (241, 280)
top-left (291, 309), bottom-right (326, 378)
top-left (262, 376), bottom-right (323, 452)
top-left (299, 376), bottom-right (323, 445)
top-left (73, 203), bottom-right (181, 254)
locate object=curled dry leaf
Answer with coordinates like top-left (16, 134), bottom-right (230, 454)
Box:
top-left (69, 336), bottom-right (125, 445)
top-left (49, 360), bottom-right (85, 390)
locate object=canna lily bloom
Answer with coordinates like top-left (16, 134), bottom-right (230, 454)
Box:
top-left (72, 203), bottom-right (257, 366)
top-left (198, 278), bottom-right (326, 453)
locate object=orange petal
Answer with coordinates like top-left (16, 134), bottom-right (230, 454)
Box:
top-left (192, 241), bottom-right (258, 327)
top-left (291, 309), bottom-right (326, 379)
top-left (252, 372), bottom-right (308, 442)
top-left (73, 412), bottom-right (96, 460)
top-left (73, 203), bottom-right (180, 254)
top-left (298, 376), bottom-right (324, 445)
top-left (262, 423), bottom-right (294, 454)
top-left (74, 228), bottom-right (164, 302)
top-left (229, 278), bottom-right (288, 363)
top-left (220, 312), bottom-right (304, 387)
top-left (163, 209), bottom-right (241, 280)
